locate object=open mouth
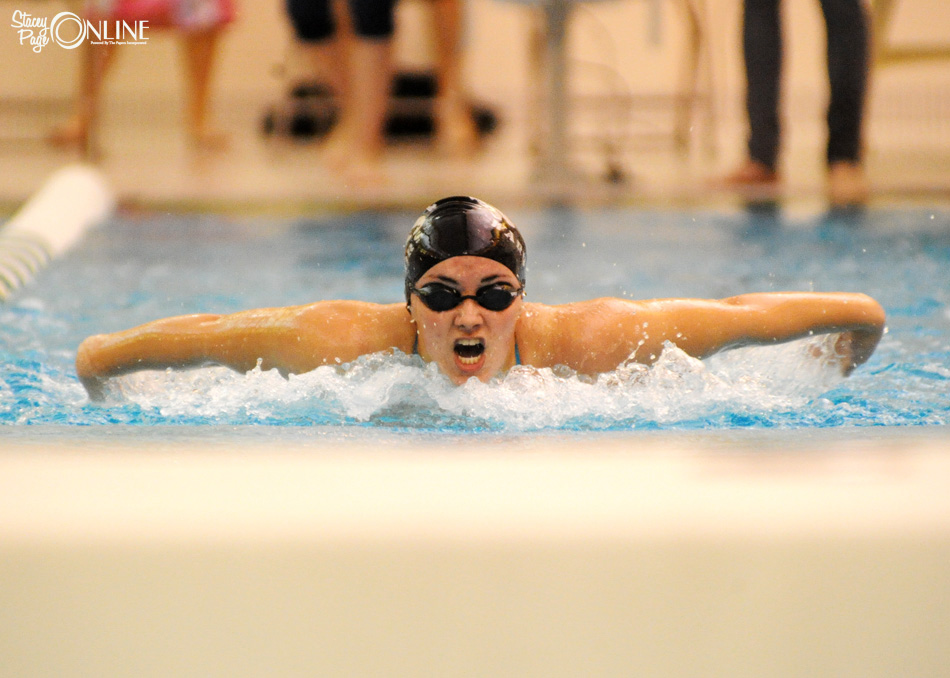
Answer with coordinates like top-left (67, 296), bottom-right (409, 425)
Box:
top-left (454, 338), bottom-right (485, 366)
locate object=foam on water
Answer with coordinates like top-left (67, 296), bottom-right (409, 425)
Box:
top-left (25, 336), bottom-right (859, 431)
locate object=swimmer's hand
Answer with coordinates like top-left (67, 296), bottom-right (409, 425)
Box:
top-left (810, 327), bottom-right (883, 377)
top-left (76, 335), bottom-right (108, 401)
top-left (79, 374), bottom-right (107, 402)
top-left (836, 326), bottom-right (884, 376)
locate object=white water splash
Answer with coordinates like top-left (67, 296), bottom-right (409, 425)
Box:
top-left (102, 337), bottom-right (849, 430)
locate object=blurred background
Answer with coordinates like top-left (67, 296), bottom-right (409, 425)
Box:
top-left (2, 0), bottom-right (949, 208)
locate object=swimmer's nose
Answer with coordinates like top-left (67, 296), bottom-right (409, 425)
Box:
top-left (454, 298), bottom-right (484, 330)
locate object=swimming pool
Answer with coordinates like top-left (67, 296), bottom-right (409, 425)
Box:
top-left (2, 200), bottom-right (948, 432)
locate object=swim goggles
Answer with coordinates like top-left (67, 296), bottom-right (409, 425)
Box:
top-left (411, 282), bottom-right (523, 312)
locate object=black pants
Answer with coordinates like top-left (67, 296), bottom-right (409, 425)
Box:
top-left (743, 0), bottom-right (869, 170)
top-left (286, 0), bottom-right (398, 41)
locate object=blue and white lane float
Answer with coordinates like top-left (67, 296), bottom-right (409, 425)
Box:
top-left (0, 164), bottom-right (115, 301)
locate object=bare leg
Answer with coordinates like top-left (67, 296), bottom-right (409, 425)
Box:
top-left (295, 39), bottom-right (348, 99)
top-left (323, 36), bottom-right (392, 180)
top-left (48, 42), bottom-right (114, 153)
top-left (181, 27), bottom-right (228, 149)
top-left (291, 0), bottom-right (352, 101)
top-left (431, 0), bottom-right (477, 156)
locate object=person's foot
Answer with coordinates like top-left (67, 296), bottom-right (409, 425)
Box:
top-left (710, 159), bottom-right (781, 200)
top-left (718, 159), bottom-right (780, 187)
top-left (320, 125), bottom-right (386, 187)
top-left (341, 155), bottom-right (387, 188)
top-left (47, 115), bottom-right (90, 148)
top-left (321, 127), bottom-right (352, 170)
top-left (827, 161), bottom-right (868, 206)
top-left (435, 98), bottom-right (478, 158)
top-left (322, 122), bottom-right (382, 166)
top-left (188, 126), bottom-right (230, 151)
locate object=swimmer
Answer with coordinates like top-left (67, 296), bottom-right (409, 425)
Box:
top-left (76, 196), bottom-right (886, 400)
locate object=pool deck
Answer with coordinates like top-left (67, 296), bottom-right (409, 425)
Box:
top-left (3, 94), bottom-right (950, 213)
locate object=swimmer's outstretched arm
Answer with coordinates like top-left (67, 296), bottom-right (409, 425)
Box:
top-left (76, 301), bottom-right (415, 400)
top-left (529, 292), bottom-right (885, 375)
top-left (647, 292), bottom-right (886, 374)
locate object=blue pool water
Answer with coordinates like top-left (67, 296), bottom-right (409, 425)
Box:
top-left (2, 204), bottom-right (949, 432)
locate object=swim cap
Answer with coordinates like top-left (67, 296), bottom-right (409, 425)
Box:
top-left (405, 196), bottom-right (526, 303)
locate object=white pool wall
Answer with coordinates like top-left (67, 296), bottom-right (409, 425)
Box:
top-left (2, 433), bottom-right (949, 677)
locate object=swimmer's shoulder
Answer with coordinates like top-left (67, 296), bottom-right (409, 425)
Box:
top-left (519, 298), bottom-right (647, 329)
top-left (517, 299), bottom-right (649, 368)
top-left (293, 300), bottom-right (416, 353)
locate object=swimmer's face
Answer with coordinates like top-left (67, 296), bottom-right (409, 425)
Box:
top-left (409, 256), bottom-right (524, 385)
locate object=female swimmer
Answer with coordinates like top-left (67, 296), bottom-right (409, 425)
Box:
top-left (76, 196), bottom-right (886, 400)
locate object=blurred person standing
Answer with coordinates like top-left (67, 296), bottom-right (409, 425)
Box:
top-left (428, 0), bottom-right (479, 157)
top-left (719, 0), bottom-right (871, 205)
top-left (49, 0), bottom-right (235, 152)
top-left (286, 0), bottom-right (398, 180)
top-left (285, 0), bottom-right (478, 179)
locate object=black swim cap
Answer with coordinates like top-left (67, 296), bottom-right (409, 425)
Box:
top-left (405, 196), bottom-right (526, 303)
